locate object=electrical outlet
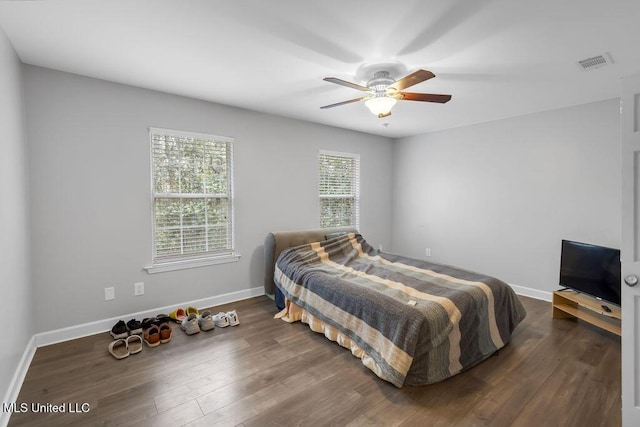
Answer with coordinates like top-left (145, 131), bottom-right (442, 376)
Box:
top-left (378, 244), bottom-right (383, 252)
top-left (425, 248), bottom-right (431, 257)
top-left (104, 287), bottom-right (115, 301)
top-left (134, 282), bottom-right (144, 296)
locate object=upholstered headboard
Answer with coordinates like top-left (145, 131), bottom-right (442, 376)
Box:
top-left (263, 226), bottom-right (358, 294)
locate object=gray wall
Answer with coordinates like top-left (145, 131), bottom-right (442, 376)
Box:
top-left (391, 99), bottom-right (621, 294)
top-left (24, 66), bottom-right (393, 332)
top-left (0, 28), bottom-right (32, 402)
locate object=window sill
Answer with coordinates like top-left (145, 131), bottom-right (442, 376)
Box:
top-left (145, 253), bottom-right (241, 274)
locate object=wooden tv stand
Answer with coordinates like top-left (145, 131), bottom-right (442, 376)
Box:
top-left (552, 289), bottom-right (621, 336)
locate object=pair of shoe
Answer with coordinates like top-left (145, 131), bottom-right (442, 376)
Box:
top-left (141, 315), bottom-right (173, 347)
top-left (169, 306), bottom-right (200, 324)
top-left (108, 335), bottom-right (142, 360)
top-left (110, 319), bottom-right (143, 339)
top-left (212, 310), bottom-right (240, 328)
top-left (180, 309), bottom-right (215, 335)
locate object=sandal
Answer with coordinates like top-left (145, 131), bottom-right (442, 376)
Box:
top-left (144, 325), bottom-right (160, 347)
top-left (155, 313), bottom-right (172, 324)
top-left (126, 335), bottom-right (143, 355)
top-left (141, 317), bottom-right (158, 329)
top-left (159, 322), bottom-right (173, 343)
top-left (169, 308), bottom-right (187, 323)
top-left (108, 339), bottom-right (129, 359)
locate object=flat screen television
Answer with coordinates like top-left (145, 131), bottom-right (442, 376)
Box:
top-left (560, 239), bottom-right (621, 306)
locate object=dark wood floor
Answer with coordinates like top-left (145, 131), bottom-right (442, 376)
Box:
top-left (8, 295), bottom-right (621, 427)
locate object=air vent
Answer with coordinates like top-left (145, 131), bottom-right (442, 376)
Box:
top-left (577, 53), bottom-right (613, 71)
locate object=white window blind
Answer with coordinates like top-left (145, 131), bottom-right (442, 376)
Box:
top-left (318, 150), bottom-right (360, 229)
top-left (150, 128), bottom-right (234, 263)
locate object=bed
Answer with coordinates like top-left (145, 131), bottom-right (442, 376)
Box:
top-left (264, 228), bottom-right (526, 388)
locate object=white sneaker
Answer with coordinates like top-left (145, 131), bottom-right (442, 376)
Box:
top-left (180, 313), bottom-right (200, 335)
top-left (198, 311), bottom-right (215, 332)
top-left (213, 312), bottom-right (230, 328)
top-left (226, 310), bottom-right (240, 326)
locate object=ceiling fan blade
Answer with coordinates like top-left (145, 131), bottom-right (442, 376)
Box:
top-left (397, 92), bottom-right (452, 103)
top-left (323, 77), bottom-right (372, 92)
top-left (320, 96), bottom-right (370, 109)
top-left (388, 69), bottom-right (435, 91)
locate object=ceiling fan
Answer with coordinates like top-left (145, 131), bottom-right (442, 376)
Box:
top-left (320, 69), bottom-right (451, 118)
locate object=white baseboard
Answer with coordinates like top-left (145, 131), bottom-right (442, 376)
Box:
top-left (508, 283), bottom-right (552, 302)
top-left (1, 287), bottom-right (264, 427)
top-left (34, 286), bottom-right (265, 348)
top-left (1, 335), bottom-right (36, 427)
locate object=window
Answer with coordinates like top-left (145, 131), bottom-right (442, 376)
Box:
top-left (148, 127), bottom-right (237, 272)
top-left (318, 150), bottom-right (360, 229)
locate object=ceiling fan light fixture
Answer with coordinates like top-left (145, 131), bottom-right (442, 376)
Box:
top-left (365, 96), bottom-right (397, 117)
top-left (320, 68), bottom-right (449, 116)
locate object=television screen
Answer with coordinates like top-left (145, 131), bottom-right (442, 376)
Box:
top-left (560, 240), bottom-right (621, 306)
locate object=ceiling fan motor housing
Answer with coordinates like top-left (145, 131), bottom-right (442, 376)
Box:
top-left (367, 71), bottom-right (396, 94)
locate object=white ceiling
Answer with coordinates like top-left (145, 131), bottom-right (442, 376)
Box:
top-left (1, 0), bottom-right (639, 138)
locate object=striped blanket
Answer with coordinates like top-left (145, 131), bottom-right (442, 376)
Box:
top-left (274, 233), bottom-right (526, 387)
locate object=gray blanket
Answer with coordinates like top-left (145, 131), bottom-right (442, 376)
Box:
top-left (274, 233), bottom-right (526, 387)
